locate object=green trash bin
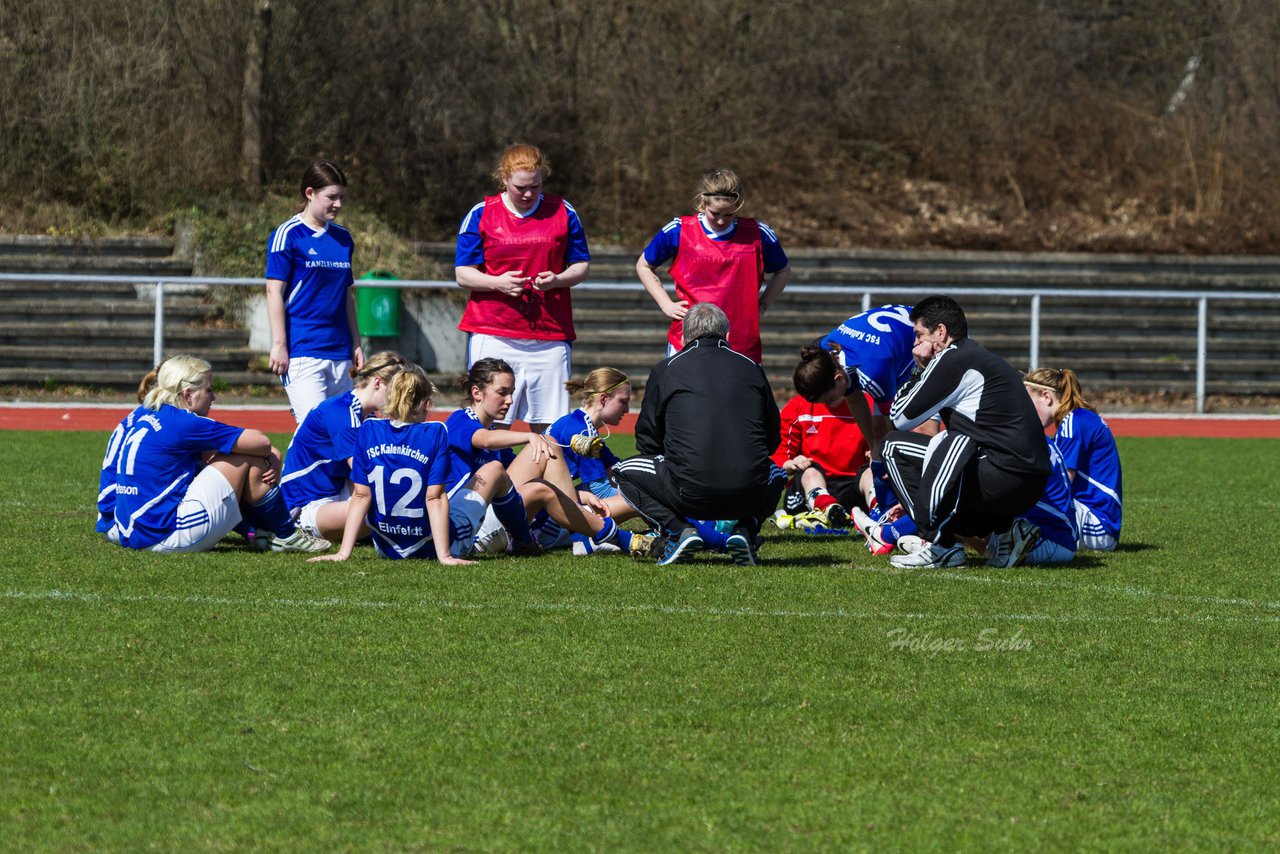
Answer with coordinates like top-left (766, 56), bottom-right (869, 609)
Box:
top-left (356, 270), bottom-right (401, 337)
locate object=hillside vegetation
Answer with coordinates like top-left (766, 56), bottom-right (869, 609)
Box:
top-left (4, 1), bottom-right (1280, 254)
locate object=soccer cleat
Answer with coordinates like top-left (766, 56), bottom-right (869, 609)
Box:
top-left (895, 534), bottom-right (927, 555)
top-left (769, 510), bottom-right (796, 530)
top-left (572, 539), bottom-right (622, 556)
top-left (510, 538), bottom-right (545, 557)
top-left (473, 525), bottom-right (510, 555)
top-left (889, 541), bottom-right (965, 569)
top-left (725, 527), bottom-right (757, 566)
top-left (986, 519), bottom-right (1041, 567)
top-left (569, 434), bottom-right (604, 458)
top-left (823, 503), bottom-right (850, 529)
top-left (269, 529), bottom-right (331, 553)
top-left (863, 523), bottom-right (895, 557)
top-left (850, 506), bottom-right (875, 534)
top-left (628, 533), bottom-right (658, 558)
top-left (793, 510), bottom-right (828, 532)
top-left (655, 527), bottom-right (704, 566)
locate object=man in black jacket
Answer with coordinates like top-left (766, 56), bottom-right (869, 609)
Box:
top-left (883, 295), bottom-right (1051, 569)
top-left (614, 303), bottom-right (785, 566)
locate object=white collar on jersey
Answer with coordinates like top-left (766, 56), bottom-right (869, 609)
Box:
top-left (697, 212), bottom-right (737, 239)
top-left (501, 193), bottom-right (544, 218)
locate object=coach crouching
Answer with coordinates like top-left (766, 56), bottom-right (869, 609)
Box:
top-left (614, 303), bottom-right (785, 566)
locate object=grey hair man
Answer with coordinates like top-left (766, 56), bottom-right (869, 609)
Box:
top-left (613, 303), bottom-right (785, 566)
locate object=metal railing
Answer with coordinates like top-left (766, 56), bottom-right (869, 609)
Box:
top-left (4, 271), bottom-right (1280, 413)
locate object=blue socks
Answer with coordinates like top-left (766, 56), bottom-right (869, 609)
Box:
top-left (493, 486), bottom-right (535, 544)
top-left (244, 486), bottom-right (296, 537)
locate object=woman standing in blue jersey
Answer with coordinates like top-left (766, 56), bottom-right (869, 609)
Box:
top-left (280, 351), bottom-right (409, 541)
top-left (266, 160), bottom-right (365, 424)
top-left (110, 355), bottom-right (330, 554)
top-left (1023, 368), bottom-right (1123, 551)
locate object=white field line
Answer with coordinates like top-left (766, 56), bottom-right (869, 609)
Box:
top-left (1, 587), bottom-right (1277, 626)
top-left (893, 568), bottom-right (1280, 612)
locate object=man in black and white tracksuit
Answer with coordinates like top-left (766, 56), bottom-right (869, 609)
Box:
top-left (614, 303), bottom-right (785, 566)
top-left (883, 295), bottom-right (1051, 568)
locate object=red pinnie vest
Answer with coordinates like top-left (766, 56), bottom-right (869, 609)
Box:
top-left (667, 215), bottom-right (765, 361)
top-left (458, 195), bottom-right (576, 341)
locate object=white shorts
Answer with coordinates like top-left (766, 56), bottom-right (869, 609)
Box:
top-left (468, 334), bottom-right (569, 425)
top-left (448, 487), bottom-right (490, 557)
top-left (1075, 503), bottom-right (1119, 552)
top-left (293, 486), bottom-right (350, 539)
top-left (284, 356), bottom-right (354, 424)
top-left (149, 466), bottom-right (243, 554)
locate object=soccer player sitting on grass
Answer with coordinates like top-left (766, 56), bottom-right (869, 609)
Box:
top-left (446, 358), bottom-right (652, 557)
top-left (97, 367), bottom-right (157, 537)
top-left (1023, 367), bottom-right (1123, 552)
top-left (109, 355), bottom-right (330, 554)
top-left (545, 367), bottom-right (656, 556)
top-left (280, 351), bottom-right (409, 542)
top-left (310, 366), bottom-right (482, 564)
top-left (770, 390), bottom-right (871, 532)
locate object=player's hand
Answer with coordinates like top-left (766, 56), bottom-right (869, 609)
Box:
top-left (786, 456), bottom-right (812, 473)
top-left (352, 345), bottom-right (365, 371)
top-left (439, 555), bottom-right (477, 566)
top-left (580, 492), bottom-right (609, 517)
top-left (532, 271), bottom-right (559, 291)
top-left (526, 433), bottom-right (557, 461)
top-left (663, 299), bottom-right (689, 321)
top-left (309, 552), bottom-right (349, 563)
top-left (269, 343), bottom-right (289, 376)
top-left (493, 271), bottom-right (531, 297)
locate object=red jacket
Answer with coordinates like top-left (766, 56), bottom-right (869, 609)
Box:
top-left (770, 394), bottom-right (870, 478)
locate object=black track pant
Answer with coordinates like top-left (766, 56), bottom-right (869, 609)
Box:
top-left (882, 430), bottom-right (1047, 546)
top-left (613, 454), bottom-right (785, 538)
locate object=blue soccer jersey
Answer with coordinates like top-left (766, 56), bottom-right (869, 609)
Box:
top-left (1055, 407), bottom-right (1123, 538)
top-left (97, 405), bottom-right (147, 533)
top-left (280, 391), bottom-right (364, 510)
top-left (350, 418), bottom-right (453, 559)
top-left (454, 195), bottom-right (591, 268)
top-left (548, 408), bottom-right (620, 486)
top-left (112, 405), bottom-right (245, 549)
top-left (820, 305), bottom-right (917, 405)
top-left (642, 214), bottom-right (789, 273)
top-left (443, 407), bottom-right (515, 495)
top-left (265, 216), bottom-right (355, 359)
top-left (1023, 439), bottom-right (1079, 552)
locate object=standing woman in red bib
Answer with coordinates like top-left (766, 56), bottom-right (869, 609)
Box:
top-left (454, 144), bottom-right (591, 433)
top-left (636, 168), bottom-right (791, 363)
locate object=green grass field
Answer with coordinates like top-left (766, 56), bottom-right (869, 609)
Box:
top-left (2, 431), bottom-right (1278, 850)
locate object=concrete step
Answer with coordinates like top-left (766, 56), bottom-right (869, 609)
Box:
top-left (0, 255), bottom-right (193, 275)
top-left (0, 235), bottom-right (175, 258)
top-left (0, 366), bottom-right (273, 389)
top-left (0, 344), bottom-right (258, 370)
top-left (0, 322), bottom-right (248, 349)
top-left (0, 297), bottom-right (214, 324)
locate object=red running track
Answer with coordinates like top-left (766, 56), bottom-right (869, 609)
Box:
top-left (1, 404), bottom-right (1278, 438)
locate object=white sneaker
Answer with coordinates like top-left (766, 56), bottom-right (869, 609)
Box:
top-left (896, 534), bottom-right (926, 555)
top-left (889, 541), bottom-right (965, 568)
top-left (270, 529), bottom-right (331, 553)
top-left (987, 519), bottom-right (1041, 567)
